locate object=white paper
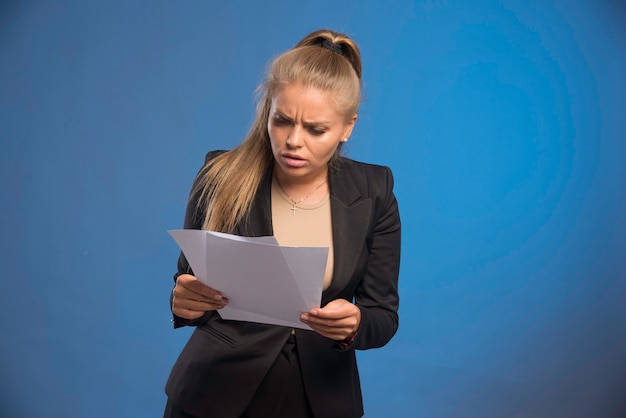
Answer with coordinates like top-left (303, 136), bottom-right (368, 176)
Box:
top-left (169, 230), bottom-right (328, 330)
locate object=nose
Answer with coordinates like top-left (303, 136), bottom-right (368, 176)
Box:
top-left (286, 126), bottom-right (303, 148)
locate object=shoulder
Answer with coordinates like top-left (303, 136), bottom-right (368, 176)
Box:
top-left (331, 156), bottom-right (400, 236)
top-left (204, 149), bottom-right (228, 164)
top-left (336, 156), bottom-right (393, 174)
top-left (334, 156), bottom-right (395, 193)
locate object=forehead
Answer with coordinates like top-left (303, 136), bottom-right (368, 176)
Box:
top-left (271, 84), bottom-right (343, 120)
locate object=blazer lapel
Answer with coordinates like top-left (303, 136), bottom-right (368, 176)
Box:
top-left (324, 162), bottom-right (372, 304)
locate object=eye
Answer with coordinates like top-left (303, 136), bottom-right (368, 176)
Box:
top-left (307, 125), bottom-right (327, 136)
top-left (308, 126), bottom-right (327, 136)
top-left (272, 115), bottom-right (291, 126)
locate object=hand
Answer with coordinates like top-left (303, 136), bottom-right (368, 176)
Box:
top-left (300, 299), bottom-right (361, 341)
top-left (172, 274), bottom-right (228, 320)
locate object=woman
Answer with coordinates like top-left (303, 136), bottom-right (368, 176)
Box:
top-left (165, 29), bottom-right (401, 418)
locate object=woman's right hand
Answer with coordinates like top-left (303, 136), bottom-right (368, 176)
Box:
top-left (172, 274), bottom-right (228, 320)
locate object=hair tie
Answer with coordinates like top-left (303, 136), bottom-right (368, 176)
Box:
top-left (315, 38), bottom-right (344, 56)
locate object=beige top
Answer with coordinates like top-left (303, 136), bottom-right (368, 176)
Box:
top-left (271, 178), bottom-right (334, 290)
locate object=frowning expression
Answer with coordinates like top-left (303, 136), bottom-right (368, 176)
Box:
top-left (268, 83), bottom-right (356, 185)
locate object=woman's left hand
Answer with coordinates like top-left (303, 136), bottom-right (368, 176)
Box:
top-left (300, 299), bottom-right (361, 341)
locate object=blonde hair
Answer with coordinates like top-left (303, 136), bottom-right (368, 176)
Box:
top-left (193, 29), bottom-right (362, 232)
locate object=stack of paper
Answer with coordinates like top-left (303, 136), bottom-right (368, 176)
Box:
top-left (169, 230), bottom-right (328, 330)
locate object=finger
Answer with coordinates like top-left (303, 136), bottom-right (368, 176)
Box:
top-left (302, 311), bottom-right (359, 338)
top-left (177, 274), bottom-right (225, 300)
top-left (174, 297), bottom-right (226, 312)
top-left (304, 321), bottom-right (354, 340)
top-left (172, 298), bottom-right (226, 320)
top-left (301, 314), bottom-right (348, 331)
top-left (185, 281), bottom-right (225, 300)
top-left (308, 306), bottom-right (352, 320)
top-left (173, 286), bottom-right (227, 308)
top-left (172, 307), bottom-right (205, 320)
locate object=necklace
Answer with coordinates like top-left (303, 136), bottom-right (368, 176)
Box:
top-left (276, 179), bottom-right (327, 215)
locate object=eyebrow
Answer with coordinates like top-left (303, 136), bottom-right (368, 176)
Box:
top-left (273, 110), bottom-right (331, 127)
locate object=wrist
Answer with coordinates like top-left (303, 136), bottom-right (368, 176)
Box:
top-left (339, 331), bottom-right (357, 348)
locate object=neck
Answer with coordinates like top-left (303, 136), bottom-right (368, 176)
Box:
top-left (273, 170), bottom-right (329, 205)
top-left (272, 166), bottom-right (328, 189)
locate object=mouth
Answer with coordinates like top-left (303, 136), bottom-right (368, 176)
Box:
top-left (281, 153), bottom-right (307, 168)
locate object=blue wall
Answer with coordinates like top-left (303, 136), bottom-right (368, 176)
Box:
top-left (1, 1), bottom-right (625, 416)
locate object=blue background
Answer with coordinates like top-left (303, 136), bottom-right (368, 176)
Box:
top-left (1, 0), bottom-right (625, 416)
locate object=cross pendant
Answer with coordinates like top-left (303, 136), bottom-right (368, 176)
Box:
top-left (291, 204), bottom-right (298, 215)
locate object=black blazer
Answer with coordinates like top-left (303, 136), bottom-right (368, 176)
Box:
top-left (165, 152), bottom-right (401, 418)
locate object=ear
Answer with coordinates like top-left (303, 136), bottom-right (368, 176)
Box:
top-left (342, 114), bottom-right (358, 142)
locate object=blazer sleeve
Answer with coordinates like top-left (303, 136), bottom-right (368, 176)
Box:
top-left (350, 166), bottom-right (401, 350)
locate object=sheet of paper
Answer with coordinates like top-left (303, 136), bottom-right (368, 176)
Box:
top-left (169, 230), bottom-right (328, 330)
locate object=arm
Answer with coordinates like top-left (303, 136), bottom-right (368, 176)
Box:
top-left (170, 151), bottom-right (229, 328)
top-left (302, 167), bottom-right (401, 349)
